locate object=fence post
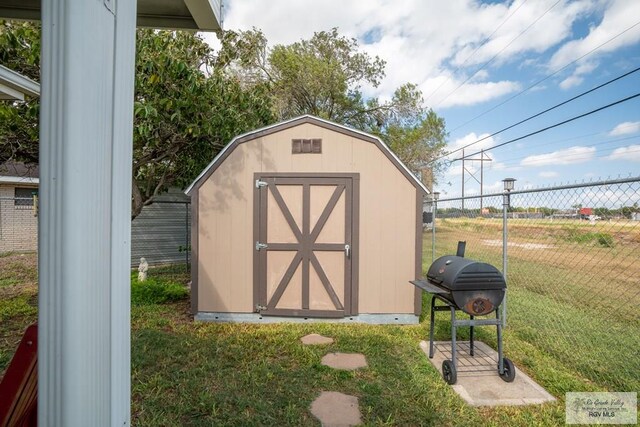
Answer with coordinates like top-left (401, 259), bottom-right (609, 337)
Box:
top-left (431, 192), bottom-right (439, 263)
top-left (185, 201), bottom-right (190, 271)
top-left (502, 193), bottom-right (508, 327)
top-left (501, 178), bottom-right (515, 327)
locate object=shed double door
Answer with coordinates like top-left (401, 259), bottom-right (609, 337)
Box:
top-left (254, 174), bottom-right (358, 317)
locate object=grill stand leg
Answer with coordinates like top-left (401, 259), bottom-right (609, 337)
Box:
top-left (469, 315), bottom-right (474, 356)
top-left (496, 308), bottom-right (504, 375)
top-left (429, 296), bottom-right (436, 358)
top-left (450, 305), bottom-right (457, 372)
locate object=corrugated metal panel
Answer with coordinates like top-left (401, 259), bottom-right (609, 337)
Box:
top-left (131, 201), bottom-right (190, 267)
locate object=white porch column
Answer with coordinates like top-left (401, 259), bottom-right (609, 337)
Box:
top-left (39, 0), bottom-right (136, 425)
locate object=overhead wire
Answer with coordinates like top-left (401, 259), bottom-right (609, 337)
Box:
top-left (434, 0), bottom-right (562, 109)
top-left (490, 135), bottom-right (640, 168)
top-left (448, 20), bottom-right (640, 133)
top-left (438, 66), bottom-right (640, 160)
top-left (451, 92), bottom-right (640, 161)
top-left (474, 121), bottom-right (640, 162)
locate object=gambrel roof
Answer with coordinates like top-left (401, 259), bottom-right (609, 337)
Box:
top-left (185, 115), bottom-right (429, 196)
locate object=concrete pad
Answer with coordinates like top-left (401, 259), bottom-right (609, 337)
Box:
top-left (321, 352), bottom-right (367, 370)
top-left (301, 333), bottom-right (334, 345)
top-left (310, 391), bottom-right (361, 427)
top-left (420, 340), bottom-right (556, 406)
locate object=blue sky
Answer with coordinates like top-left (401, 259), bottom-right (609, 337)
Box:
top-left (204, 0), bottom-right (640, 198)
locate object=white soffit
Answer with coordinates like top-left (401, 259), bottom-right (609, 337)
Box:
top-left (0, 65), bottom-right (40, 100)
top-left (0, 0), bottom-right (222, 31)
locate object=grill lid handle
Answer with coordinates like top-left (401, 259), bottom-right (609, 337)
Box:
top-left (456, 241), bottom-right (466, 257)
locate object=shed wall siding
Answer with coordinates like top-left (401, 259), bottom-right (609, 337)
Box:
top-left (130, 199), bottom-right (190, 267)
top-left (197, 123), bottom-right (416, 314)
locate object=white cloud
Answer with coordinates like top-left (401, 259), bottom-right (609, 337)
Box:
top-left (549, 0), bottom-right (640, 84)
top-left (218, 0), bottom-right (626, 109)
top-left (607, 145), bottom-right (640, 162)
top-left (559, 60), bottom-right (599, 89)
top-left (521, 146), bottom-right (596, 167)
top-left (559, 75), bottom-right (584, 90)
top-left (449, 132), bottom-right (496, 152)
top-left (429, 79), bottom-right (521, 108)
top-left (609, 121), bottom-right (640, 136)
top-left (539, 171), bottom-right (559, 178)
top-left (451, 0), bottom-right (595, 68)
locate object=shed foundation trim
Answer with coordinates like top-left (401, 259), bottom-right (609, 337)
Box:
top-left (195, 312), bottom-right (419, 324)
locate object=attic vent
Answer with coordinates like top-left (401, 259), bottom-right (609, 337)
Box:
top-left (292, 139), bottom-right (322, 154)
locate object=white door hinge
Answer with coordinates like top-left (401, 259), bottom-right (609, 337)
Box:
top-left (255, 179), bottom-right (268, 188)
top-left (256, 242), bottom-right (268, 250)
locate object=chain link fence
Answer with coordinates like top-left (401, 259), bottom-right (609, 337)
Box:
top-left (427, 176), bottom-right (640, 392)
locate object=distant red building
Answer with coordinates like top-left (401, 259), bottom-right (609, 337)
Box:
top-left (579, 207), bottom-right (593, 216)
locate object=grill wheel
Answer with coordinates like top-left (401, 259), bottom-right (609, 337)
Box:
top-left (499, 358), bottom-right (516, 382)
top-left (442, 359), bottom-right (457, 385)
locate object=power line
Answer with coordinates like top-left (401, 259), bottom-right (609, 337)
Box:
top-left (493, 135), bottom-right (640, 167)
top-left (434, 0), bottom-right (561, 109)
top-left (441, 66), bottom-right (640, 160)
top-left (424, 0), bottom-right (529, 104)
top-left (448, 20), bottom-right (640, 133)
top-left (453, 92), bottom-right (640, 161)
top-left (481, 122), bottom-right (640, 161)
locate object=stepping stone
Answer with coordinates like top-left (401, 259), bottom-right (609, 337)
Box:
top-left (301, 333), bottom-right (334, 345)
top-left (321, 352), bottom-right (367, 370)
top-left (310, 391), bottom-right (361, 427)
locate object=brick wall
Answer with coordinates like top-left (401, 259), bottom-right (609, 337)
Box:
top-left (0, 184), bottom-right (38, 253)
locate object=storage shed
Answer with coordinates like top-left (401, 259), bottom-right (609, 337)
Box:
top-left (186, 115), bottom-right (428, 323)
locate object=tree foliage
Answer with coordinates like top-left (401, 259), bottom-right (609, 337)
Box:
top-left (0, 21), bottom-right (40, 163)
top-left (131, 30), bottom-right (273, 217)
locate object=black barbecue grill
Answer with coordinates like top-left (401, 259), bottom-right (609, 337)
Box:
top-left (410, 242), bottom-right (516, 385)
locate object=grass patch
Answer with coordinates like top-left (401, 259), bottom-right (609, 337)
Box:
top-left (562, 226), bottom-right (615, 247)
top-left (428, 219), bottom-right (639, 393)
top-left (131, 270), bottom-right (189, 306)
top-left (0, 259), bottom-right (38, 287)
top-left (3, 246), bottom-right (634, 425)
top-left (0, 295), bottom-right (37, 322)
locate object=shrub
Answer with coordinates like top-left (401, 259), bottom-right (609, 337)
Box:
top-left (594, 232), bottom-right (615, 248)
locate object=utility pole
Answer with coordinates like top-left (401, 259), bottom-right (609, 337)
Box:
top-left (480, 150), bottom-right (485, 212)
top-left (461, 149), bottom-right (465, 211)
top-left (460, 150), bottom-right (492, 214)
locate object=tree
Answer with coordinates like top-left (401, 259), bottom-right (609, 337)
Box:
top-left (224, 27), bottom-right (448, 175)
top-left (131, 30), bottom-right (273, 217)
top-left (0, 22), bottom-right (274, 218)
top-left (0, 21), bottom-right (40, 163)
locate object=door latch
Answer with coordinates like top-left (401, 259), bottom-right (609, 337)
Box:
top-left (256, 242), bottom-right (268, 251)
top-left (255, 179), bottom-right (268, 188)
top-left (344, 244), bottom-right (351, 258)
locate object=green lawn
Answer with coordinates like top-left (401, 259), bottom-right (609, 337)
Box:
top-left (430, 219), bottom-right (640, 393)
top-left (1, 251), bottom-right (624, 426)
